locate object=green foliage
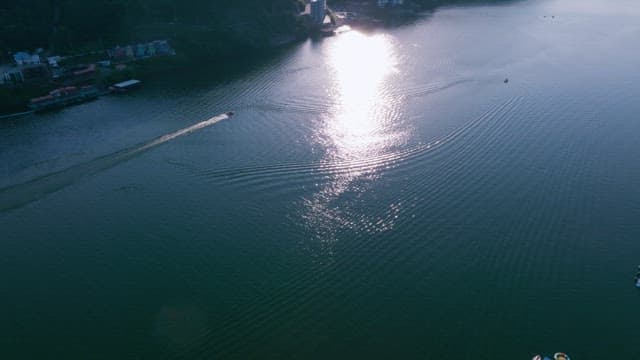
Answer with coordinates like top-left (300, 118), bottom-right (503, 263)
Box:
top-left (0, 0), bottom-right (302, 56)
top-left (0, 0), bottom-right (520, 57)
top-left (0, 85), bottom-right (46, 113)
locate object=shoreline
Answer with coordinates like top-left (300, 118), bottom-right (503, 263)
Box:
top-left (0, 110), bottom-right (35, 120)
top-left (0, 1), bottom-right (430, 117)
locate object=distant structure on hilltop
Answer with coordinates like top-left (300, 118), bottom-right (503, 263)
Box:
top-left (310, 0), bottom-right (327, 25)
top-left (378, 0), bottom-right (404, 7)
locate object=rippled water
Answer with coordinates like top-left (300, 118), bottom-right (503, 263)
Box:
top-left (2, 0), bottom-right (640, 358)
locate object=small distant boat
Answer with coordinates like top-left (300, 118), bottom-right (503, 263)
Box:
top-left (110, 79), bottom-right (142, 93)
top-left (28, 85), bottom-right (100, 112)
top-left (554, 352), bottom-right (570, 360)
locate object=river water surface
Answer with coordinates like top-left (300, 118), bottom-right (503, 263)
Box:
top-left (2, 0), bottom-right (640, 358)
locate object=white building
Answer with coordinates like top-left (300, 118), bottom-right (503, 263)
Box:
top-left (310, 0), bottom-right (326, 25)
top-left (47, 56), bottom-right (62, 67)
top-left (13, 52), bottom-right (41, 66)
top-left (2, 68), bottom-right (25, 85)
top-left (378, 0), bottom-right (404, 8)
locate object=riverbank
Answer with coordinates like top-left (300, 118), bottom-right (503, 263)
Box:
top-left (0, 51), bottom-right (190, 116)
top-left (0, 0), bottom-right (513, 117)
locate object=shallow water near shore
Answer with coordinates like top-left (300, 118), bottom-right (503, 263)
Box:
top-left (2, 0), bottom-right (640, 358)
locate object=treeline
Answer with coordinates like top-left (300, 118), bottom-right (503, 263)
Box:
top-left (0, 0), bottom-right (516, 63)
top-left (0, 0), bottom-right (304, 62)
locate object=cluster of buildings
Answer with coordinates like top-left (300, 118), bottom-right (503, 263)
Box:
top-left (2, 61), bottom-right (49, 87)
top-left (303, 0), bottom-right (409, 37)
top-left (0, 40), bottom-right (174, 87)
top-left (12, 51), bottom-right (42, 66)
top-left (306, 0), bottom-right (407, 28)
top-left (1, 61), bottom-right (103, 88)
top-left (1, 52), bottom-right (102, 87)
top-left (107, 40), bottom-right (175, 62)
top-left (0, 50), bottom-right (63, 86)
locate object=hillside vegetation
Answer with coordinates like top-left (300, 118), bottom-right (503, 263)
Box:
top-left (1, 0), bottom-right (514, 63)
top-left (0, 0), bottom-right (304, 62)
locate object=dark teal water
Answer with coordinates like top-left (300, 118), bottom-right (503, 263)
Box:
top-left (2, 0), bottom-right (640, 358)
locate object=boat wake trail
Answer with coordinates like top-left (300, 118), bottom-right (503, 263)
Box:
top-left (0, 112), bottom-right (232, 213)
top-left (198, 97), bottom-right (522, 188)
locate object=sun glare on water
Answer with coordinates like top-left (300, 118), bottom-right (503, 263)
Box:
top-left (301, 31), bottom-right (402, 246)
top-left (325, 31), bottom-right (398, 159)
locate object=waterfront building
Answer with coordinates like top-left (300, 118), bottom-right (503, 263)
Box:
top-left (47, 56), bottom-right (61, 67)
top-left (310, 0), bottom-right (326, 25)
top-left (13, 52), bottom-right (40, 66)
top-left (146, 43), bottom-right (156, 56)
top-left (1, 68), bottom-right (25, 85)
top-left (135, 44), bottom-right (146, 58)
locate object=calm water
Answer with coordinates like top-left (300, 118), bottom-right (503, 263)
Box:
top-left (2, 0), bottom-right (640, 358)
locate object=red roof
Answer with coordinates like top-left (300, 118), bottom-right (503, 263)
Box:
top-left (30, 95), bottom-right (54, 103)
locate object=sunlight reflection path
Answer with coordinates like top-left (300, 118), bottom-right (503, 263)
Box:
top-left (327, 31), bottom-right (397, 160)
top-left (302, 32), bottom-right (403, 251)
